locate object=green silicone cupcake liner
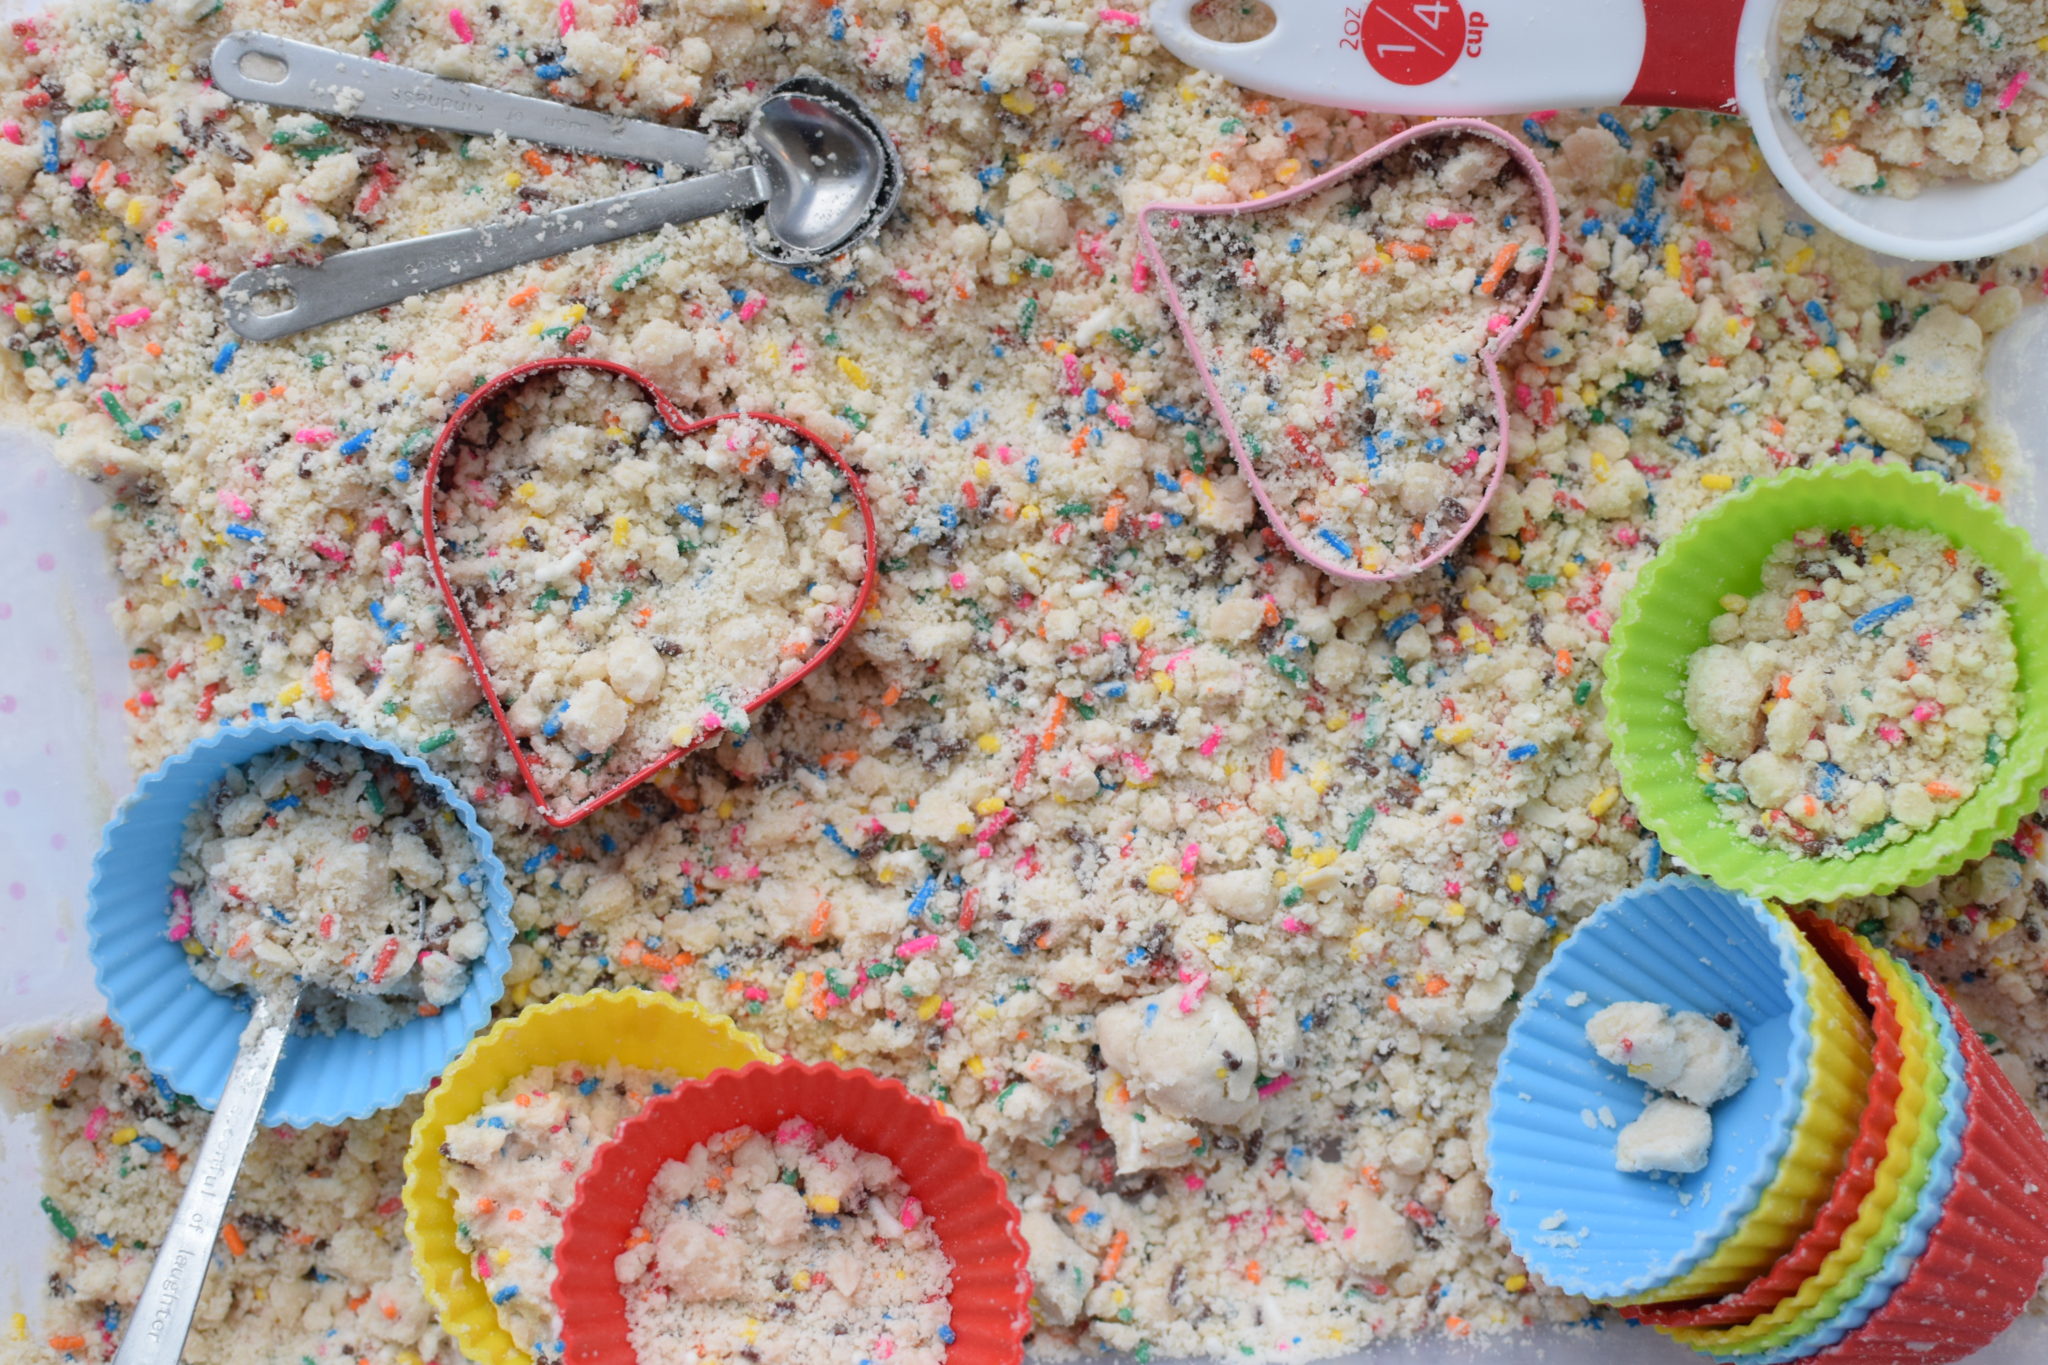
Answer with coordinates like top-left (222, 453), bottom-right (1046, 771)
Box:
top-left (1604, 462), bottom-right (2048, 902)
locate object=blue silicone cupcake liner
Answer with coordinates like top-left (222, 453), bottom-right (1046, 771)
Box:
top-left (86, 719), bottom-right (514, 1127)
top-left (1486, 877), bottom-right (1831, 1301)
top-left (1717, 960), bottom-right (1968, 1365)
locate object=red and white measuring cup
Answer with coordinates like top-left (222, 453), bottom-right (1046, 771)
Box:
top-left (1154, 0), bottom-right (2048, 261)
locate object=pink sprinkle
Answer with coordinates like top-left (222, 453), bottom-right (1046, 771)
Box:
top-left (775, 1117), bottom-right (817, 1148)
top-left (1123, 751), bottom-right (1152, 781)
top-left (293, 426), bottom-right (336, 446)
top-left (1200, 726), bottom-right (1222, 757)
top-left (1424, 212), bottom-right (1474, 229)
top-left (1486, 312), bottom-right (1513, 336)
top-left (1105, 401), bottom-right (1134, 429)
top-left (1061, 353), bottom-right (1082, 395)
top-left (83, 1106), bottom-right (109, 1141)
top-left (0, 122), bottom-right (19, 145)
top-left (1529, 110), bottom-right (1558, 121)
top-left (1177, 971), bottom-right (1209, 1014)
top-left (108, 307), bottom-right (151, 329)
top-left (1501, 830), bottom-right (1519, 849)
top-left (1999, 70), bottom-right (2030, 111)
top-left (1099, 8), bottom-right (1141, 24)
top-left (939, 1000), bottom-right (955, 1022)
top-left (1911, 702), bottom-right (1939, 723)
top-left (895, 934), bottom-right (941, 957)
top-left (1612, 524), bottom-right (1641, 548)
top-left (948, 571), bottom-right (968, 590)
top-left (309, 539), bottom-right (348, 563)
top-left (168, 890), bottom-right (193, 941)
top-left (1877, 724), bottom-right (1905, 744)
top-left (1302, 1208), bottom-right (1330, 1244)
top-left (1694, 239), bottom-right (1714, 260)
top-left (1090, 125), bottom-right (1114, 145)
top-left (216, 490), bottom-right (254, 518)
top-left (1132, 256), bottom-right (1150, 293)
top-left (737, 296), bottom-right (765, 322)
top-left (900, 1197), bottom-right (924, 1230)
top-left (475, 1251), bottom-right (492, 1280)
top-left (1179, 842), bottom-right (1200, 876)
top-left (449, 9), bottom-right (475, 43)
top-left (1256, 1074), bottom-right (1294, 1098)
top-left (762, 488), bottom-right (780, 507)
top-left (559, 0), bottom-right (576, 34)
top-left (1183, 1172), bottom-right (1206, 1191)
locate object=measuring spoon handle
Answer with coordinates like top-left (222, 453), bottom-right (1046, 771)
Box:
top-left (112, 989), bottom-right (298, 1365)
top-left (222, 165), bottom-right (768, 341)
top-left (212, 31), bottom-right (717, 173)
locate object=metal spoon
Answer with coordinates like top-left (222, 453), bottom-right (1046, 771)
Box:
top-left (111, 985), bottom-right (301, 1365)
top-left (215, 39), bottom-right (900, 341)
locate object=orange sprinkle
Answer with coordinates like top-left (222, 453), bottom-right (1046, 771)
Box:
top-left (163, 1149), bottom-right (181, 1173)
top-left (1244, 1260), bottom-right (1263, 1284)
top-left (1262, 598), bottom-right (1281, 628)
top-left (507, 286), bottom-right (541, 308)
top-left (475, 1196), bottom-right (497, 1213)
top-left (221, 1224), bottom-right (247, 1257)
top-left (311, 650), bottom-right (334, 702)
top-left (227, 933), bottom-right (251, 959)
top-left (256, 595), bottom-right (287, 615)
top-left (1447, 1315), bottom-right (1471, 1337)
top-left (1103, 492), bottom-right (1124, 533)
top-left (1042, 694), bottom-right (1068, 748)
top-left (1269, 747), bottom-right (1286, 782)
top-left (1066, 1206), bottom-right (1089, 1224)
top-left (881, 685), bottom-right (901, 706)
top-left (1926, 781), bottom-right (1962, 801)
top-left (68, 291), bottom-right (96, 343)
top-left (522, 149), bottom-right (554, 176)
top-left (49, 1337), bottom-right (87, 1353)
top-left (1098, 1229), bottom-right (1129, 1282)
top-left (1785, 603), bottom-right (1804, 632)
top-left (1391, 241), bottom-right (1433, 261)
top-left (1423, 974), bottom-right (1449, 997)
top-left (1554, 648), bottom-right (1573, 676)
top-left (808, 900), bottom-right (833, 938)
top-left (1775, 674), bottom-right (1792, 700)
top-left (1356, 256), bottom-right (1383, 275)
top-left (1478, 242), bottom-right (1520, 295)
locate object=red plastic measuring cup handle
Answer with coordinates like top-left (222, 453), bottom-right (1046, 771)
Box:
top-left (1626, 0), bottom-right (1743, 111)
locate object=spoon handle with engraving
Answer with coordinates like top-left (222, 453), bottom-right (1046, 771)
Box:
top-left (112, 987), bottom-right (300, 1365)
top-left (211, 31), bottom-right (715, 173)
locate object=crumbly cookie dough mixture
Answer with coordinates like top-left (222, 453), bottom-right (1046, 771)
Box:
top-left (432, 367), bottom-right (869, 814)
top-left (616, 1121), bottom-right (954, 1365)
top-left (4, 2), bottom-right (2048, 1363)
top-left (441, 1061), bottom-right (681, 1359)
top-left (1147, 132), bottom-right (1546, 572)
top-left (173, 739), bottom-right (489, 1035)
top-left (1585, 1001), bottom-right (1753, 1174)
top-left (1776, 0), bottom-right (2047, 195)
top-left (1685, 527), bottom-right (2018, 859)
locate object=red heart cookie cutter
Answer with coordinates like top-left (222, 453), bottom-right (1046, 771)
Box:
top-left (1137, 117), bottom-right (1560, 582)
top-left (421, 357), bottom-right (879, 828)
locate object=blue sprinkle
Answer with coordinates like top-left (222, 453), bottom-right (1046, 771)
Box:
top-left (829, 7), bottom-right (846, 39)
top-left (136, 1136), bottom-right (163, 1153)
top-left (542, 700), bottom-right (568, 738)
top-left (267, 795), bottom-right (301, 811)
top-left (369, 600), bottom-right (406, 641)
top-left (1287, 235), bottom-right (1304, 254)
top-left (1596, 112), bottom-right (1633, 149)
top-left (1852, 596), bottom-right (1913, 635)
top-left (823, 823), bottom-right (856, 856)
top-left (1646, 838), bottom-right (1663, 879)
top-left (1520, 117), bottom-right (1557, 150)
top-left (938, 1326), bottom-right (957, 1346)
top-left (1153, 470), bottom-right (1178, 492)
top-left (1507, 743), bottom-right (1539, 761)
top-left (211, 342), bottom-right (239, 374)
top-left (1803, 299), bottom-right (1838, 346)
top-left (39, 120), bottom-right (58, 174)
top-left (249, 702), bottom-right (268, 718)
top-left (906, 55), bottom-right (925, 102)
top-left (392, 458), bottom-right (412, 483)
top-left (76, 346), bottom-right (94, 385)
top-left (1816, 762), bottom-right (1843, 801)
top-left (1383, 611), bottom-right (1420, 641)
top-left (339, 428), bottom-right (374, 456)
top-left (907, 876), bottom-right (937, 920)
top-left (1025, 456), bottom-right (1040, 484)
top-left (1318, 528), bottom-right (1354, 560)
top-left (535, 62), bottom-right (566, 80)
top-left (1966, 79), bottom-right (1983, 109)
top-left (677, 503), bottom-right (705, 527)
top-left (1929, 436), bottom-right (1971, 455)
top-left (578, 1077), bottom-right (601, 1095)
top-left (224, 523), bottom-right (264, 541)
top-left (492, 1285), bottom-right (520, 1305)
top-left (521, 846), bottom-right (559, 875)
top-left (1390, 753), bottom-right (1424, 778)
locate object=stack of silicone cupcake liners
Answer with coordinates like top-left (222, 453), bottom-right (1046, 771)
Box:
top-left (1603, 462), bottom-right (2048, 905)
top-left (1806, 977), bottom-right (2048, 1365)
top-left (1485, 878), bottom-right (1873, 1305)
top-left (87, 719), bottom-right (516, 1127)
top-left (1661, 951), bottom-right (1966, 1362)
top-left (401, 990), bottom-right (779, 1365)
top-left (1627, 914), bottom-right (1906, 1329)
top-left (553, 1058), bottom-right (1032, 1365)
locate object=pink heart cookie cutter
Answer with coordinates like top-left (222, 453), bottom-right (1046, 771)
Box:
top-left (421, 357), bottom-right (880, 828)
top-left (1137, 117), bottom-right (1561, 582)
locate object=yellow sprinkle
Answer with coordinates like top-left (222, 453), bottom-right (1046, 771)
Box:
top-left (1803, 346), bottom-right (1843, 379)
top-left (492, 1249), bottom-right (510, 1267)
top-left (1366, 323), bottom-right (1390, 344)
top-left (829, 1041), bottom-right (848, 1063)
top-left (10, 304), bottom-right (32, 324)
top-left (974, 459), bottom-right (991, 480)
top-left (805, 1194), bottom-right (841, 1214)
top-left (716, 798), bottom-right (735, 820)
top-left (974, 796), bottom-right (1007, 816)
top-left (1152, 671), bottom-right (1175, 696)
top-left (977, 733), bottom-right (1001, 754)
top-left (1505, 1274), bottom-right (1528, 1292)
top-left (125, 199), bottom-right (146, 228)
top-left (1146, 865), bottom-right (1182, 894)
top-left (265, 216), bottom-right (288, 234)
top-left (783, 972), bottom-right (806, 1010)
top-left (1179, 84), bottom-right (1198, 102)
top-left (1588, 786), bottom-right (1620, 818)
top-left (1131, 615), bottom-right (1153, 640)
top-left (10, 1314), bottom-right (26, 1343)
top-left (1441, 725), bottom-right (1474, 745)
top-left (1001, 90), bottom-right (1037, 115)
top-left (1617, 180), bottom-right (1636, 208)
top-left (183, 939), bottom-right (204, 957)
top-left (203, 634), bottom-right (226, 652)
top-left (836, 355), bottom-right (871, 389)
top-left (276, 682), bottom-right (303, 707)
top-left (504, 171), bottom-right (523, 189)
top-left (1987, 916), bottom-right (2017, 940)
top-left (1700, 473), bottom-right (1735, 491)
top-left (110, 1127), bottom-right (137, 1145)
top-left (1788, 246), bottom-right (1815, 274)
top-left (1309, 849), bottom-right (1337, 868)
top-left (1725, 316), bottom-right (1744, 336)
top-left (965, 1056), bottom-right (986, 1077)
top-left (509, 980), bottom-right (531, 1007)
top-left (916, 994), bottom-right (943, 1021)
top-left (1663, 242), bottom-right (1682, 278)
top-left (1443, 901), bottom-right (1466, 921)
top-left (792, 1271), bottom-right (812, 1291)
top-left (515, 481), bottom-right (537, 501)
top-left (612, 516), bottom-right (631, 547)
top-left (1205, 164), bottom-right (1229, 183)
top-left (1509, 872), bottom-right (1526, 893)
top-left (1719, 594), bottom-right (1748, 612)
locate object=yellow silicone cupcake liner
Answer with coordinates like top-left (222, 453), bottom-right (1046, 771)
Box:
top-left (1661, 948), bottom-right (1947, 1352)
top-left (1620, 919), bottom-right (1875, 1303)
top-left (401, 990), bottom-right (778, 1365)
top-left (1604, 463), bottom-right (2048, 903)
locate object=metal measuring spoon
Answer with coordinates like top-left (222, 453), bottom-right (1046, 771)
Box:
top-left (111, 984), bottom-right (301, 1365)
top-left (215, 37), bottom-right (900, 341)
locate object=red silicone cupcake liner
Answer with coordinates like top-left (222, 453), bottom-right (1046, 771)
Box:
top-left (1626, 914), bottom-right (1905, 1328)
top-left (1805, 980), bottom-right (2048, 1365)
top-left (555, 1058), bottom-right (1030, 1365)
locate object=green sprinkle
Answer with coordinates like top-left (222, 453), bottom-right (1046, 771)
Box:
top-left (1843, 819), bottom-right (1895, 852)
top-left (954, 936), bottom-right (977, 958)
top-left (1389, 657), bottom-right (1410, 685)
top-left (1344, 808), bottom-right (1374, 852)
top-left (1705, 782), bottom-right (1747, 802)
top-left (41, 1196), bottom-right (77, 1240)
top-left (1986, 733), bottom-right (2005, 768)
top-left (1573, 679), bottom-right (1593, 706)
top-left (1268, 654), bottom-right (1307, 685)
top-left (1018, 297), bottom-right (1037, 339)
top-left (1281, 886), bottom-right (1304, 907)
top-left (839, 406), bottom-right (869, 431)
top-left (1056, 501), bottom-right (1092, 516)
top-left (370, 0), bottom-right (400, 19)
top-left (1524, 573), bottom-right (1558, 589)
top-left (1856, 918), bottom-right (1887, 938)
top-left (365, 780), bottom-right (387, 816)
top-left (611, 251), bottom-right (666, 292)
top-left (420, 731), bottom-right (456, 753)
top-left (533, 585), bottom-right (561, 611)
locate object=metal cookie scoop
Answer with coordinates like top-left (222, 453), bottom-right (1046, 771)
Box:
top-left (214, 33), bottom-right (901, 341)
